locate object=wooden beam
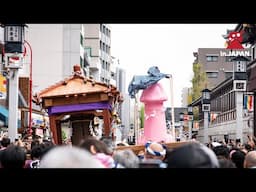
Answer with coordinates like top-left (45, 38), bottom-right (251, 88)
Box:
top-left (49, 115), bottom-right (58, 144)
top-left (44, 99), bottom-right (53, 107)
top-left (55, 114), bottom-right (67, 121)
top-left (19, 107), bottom-right (45, 115)
top-left (55, 110), bottom-right (104, 119)
top-left (42, 93), bottom-right (109, 107)
top-left (56, 120), bottom-right (62, 144)
top-left (21, 110), bottom-right (26, 129)
top-left (100, 93), bottom-right (109, 101)
top-left (115, 141), bottom-right (189, 155)
top-left (103, 109), bottom-right (111, 137)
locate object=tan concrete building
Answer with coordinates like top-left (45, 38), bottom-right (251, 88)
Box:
top-left (84, 24), bottom-right (112, 84)
top-left (193, 48), bottom-right (251, 89)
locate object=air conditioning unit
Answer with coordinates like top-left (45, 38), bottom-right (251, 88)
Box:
top-left (233, 80), bottom-right (246, 91)
top-left (202, 104), bottom-right (210, 112)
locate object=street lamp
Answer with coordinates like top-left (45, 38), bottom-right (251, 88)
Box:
top-left (231, 55), bottom-right (249, 144)
top-left (201, 88), bottom-right (211, 110)
top-left (4, 24), bottom-right (25, 142)
top-left (202, 88), bottom-right (210, 101)
top-left (232, 56), bottom-right (249, 91)
top-left (187, 104), bottom-right (193, 140)
top-left (179, 112), bottom-right (184, 141)
top-left (201, 88), bottom-right (211, 144)
top-left (4, 24), bottom-right (25, 53)
top-left (4, 24), bottom-right (25, 69)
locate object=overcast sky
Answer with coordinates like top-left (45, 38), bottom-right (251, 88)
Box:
top-left (110, 24), bottom-right (236, 107)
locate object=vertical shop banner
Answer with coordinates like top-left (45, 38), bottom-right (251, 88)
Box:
top-left (243, 95), bottom-right (254, 112)
top-left (0, 74), bottom-right (7, 99)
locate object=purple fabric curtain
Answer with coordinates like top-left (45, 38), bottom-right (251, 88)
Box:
top-left (47, 101), bottom-right (111, 115)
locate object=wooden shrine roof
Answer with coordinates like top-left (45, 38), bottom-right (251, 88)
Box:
top-left (34, 65), bottom-right (122, 104)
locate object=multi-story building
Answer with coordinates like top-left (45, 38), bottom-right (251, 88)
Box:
top-left (24, 24), bottom-right (112, 91)
top-left (233, 24), bottom-right (256, 138)
top-left (84, 24), bottom-right (112, 84)
top-left (0, 24), bottom-right (133, 142)
top-left (110, 56), bottom-right (118, 86)
top-left (27, 24), bottom-right (132, 142)
top-left (111, 56), bottom-right (131, 141)
top-left (117, 67), bottom-right (130, 141)
top-left (191, 26), bottom-right (255, 143)
top-left (0, 24), bottom-right (108, 136)
top-left (25, 24), bottom-right (88, 92)
top-left (193, 48), bottom-right (251, 90)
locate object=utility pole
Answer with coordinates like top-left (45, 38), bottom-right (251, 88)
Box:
top-left (169, 75), bottom-right (175, 141)
top-left (3, 24), bottom-right (25, 142)
top-left (201, 88), bottom-right (211, 144)
top-left (232, 56), bottom-right (249, 144)
top-left (7, 65), bottom-right (20, 141)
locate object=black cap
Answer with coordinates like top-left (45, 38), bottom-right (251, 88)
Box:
top-left (166, 142), bottom-right (219, 168)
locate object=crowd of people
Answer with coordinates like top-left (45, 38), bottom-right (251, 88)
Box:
top-left (0, 134), bottom-right (256, 168)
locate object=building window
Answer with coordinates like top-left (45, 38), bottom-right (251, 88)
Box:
top-left (103, 43), bottom-right (105, 52)
top-left (100, 24), bottom-right (103, 33)
top-left (80, 57), bottom-right (83, 66)
top-left (206, 56), bottom-right (218, 62)
top-left (100, 59), bottom-right (105, 69)
top-left (104, 62), bottom-right (107, 71)
top-left (103, 25), bottom-right (106, 35)
top-left (225, 56), bottom-right (236, 62)
top-left (225, 72), bottom-right (233, 79)
top-left (108, 46), bottom-right (111, 54)
top-left (80, 33), bottom-right (83, 46)
top-left (106, 29), bottom-right (109, 37)
top-left (100, 41), bottom-right (103, 50)
top-left (207, 72), bottom-right (218, 78)
top-left (100, 59), bottom-right (104, 69)
top-left (105, 61), bottom-right (108, 70)
top-left (111, 72), bottom-right (115, 78)
top-left (85, 47), bottom-right (92, 57)
top-left (106, 62), bottom-right (110, 71)
top-left (83, 69), bottom-right (88, 76)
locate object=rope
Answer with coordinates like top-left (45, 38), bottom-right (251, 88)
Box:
top-left (145, 141), bottom-right (166, 157)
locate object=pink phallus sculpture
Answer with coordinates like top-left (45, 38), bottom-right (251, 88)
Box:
top-left (139, 83), bottom-right (173, 144)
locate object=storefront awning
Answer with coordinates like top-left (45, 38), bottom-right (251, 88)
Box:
top-left (0, 105), bottom-right (8, 125)
top-left (0, 106), bottom-right (21, 127)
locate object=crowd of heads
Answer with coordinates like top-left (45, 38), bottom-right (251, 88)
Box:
top-left (1, 133), bottom-right (256, 168)
top-left (0, 135), bottom-right (54, 168)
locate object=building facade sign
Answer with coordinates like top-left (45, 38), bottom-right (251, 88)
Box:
top-left (220, 50), bottom-right (250, 57)
top-left (220, 29), bottom-right (250, 57)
